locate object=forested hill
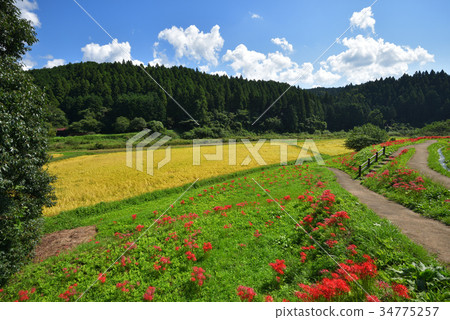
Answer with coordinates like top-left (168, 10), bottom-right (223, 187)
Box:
top-left (28, 61), bottom-right (450, 135)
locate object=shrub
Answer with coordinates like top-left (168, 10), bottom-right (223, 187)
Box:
top-left (345, 124), bottom-right (389, 151)
top-left (419, 119), bottom-right (450, 136)
top-left (0, 57), bottom-right (55, 286)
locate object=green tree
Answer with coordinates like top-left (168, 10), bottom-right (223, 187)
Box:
top-left (113, 116), bottom-right (130, 133)
top-left (0, 1), bottom-right (54, 285)
top-left (129, 117), bottom-right (147, 131)
top-left (345, 124), bottom-right (389, 151)
top-left (0, 0), bottom-right (37, 60)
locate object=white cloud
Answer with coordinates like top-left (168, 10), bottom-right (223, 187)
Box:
top-left (223, 44), bottom-right (315, 85)
top-left (271, 37), bottom-right (293, 53)
top-left (148, 42), bottom-right (172, 67)
top-left (250, 13), bottom-right (262, 19)
top-left (44, 58), bottom-right (66, 68)
top-left (21, 53), bottom-right (36, 70)
top-left (81, 39), bottom-right (143, 65)
top-left (199, 65), bottom-right (210, 72)
top-left (157, 25), bottom-right (224, 65)
top-left (324, 35), bottom-right (434, 84)
top-left (40, 54), bottom-right (54, 60)
top-left (15, 0), bottom-right (41, 28)
top-left (313, 68), bottom-right (341, 86)
top-left (350, 6), bottom-right (375, 33)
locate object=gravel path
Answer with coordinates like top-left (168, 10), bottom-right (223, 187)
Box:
top-left (392, 140), bottom-right (450, 189)
top-left (328, 143), bottom-right (450, 265)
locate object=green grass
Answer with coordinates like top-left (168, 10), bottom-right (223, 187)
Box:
top-left (428, 140), bottom-right (450, 178)
top-left (362, 149), bottom-right (450, 225)
top-left (1, 162), bottom-right (448, 302)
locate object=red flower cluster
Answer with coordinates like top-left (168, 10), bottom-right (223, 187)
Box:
top-left (143, 286), bottom-right (156, 301)
top-left (300, 252), bottom-right (307, 263)
top-left (185, 251), bottom-right (197, 261)
top-left (97, 273), bottom-right (106, 283)
top-left (338, 255), bottom-right (377, 280)
top-left (135, 224), bottom-right (145, 232)
top-left (116, 281), bottom-right (132, 292)
top-left (16, 288), bottom-right (35, 302)
top-left (237, 285), bottom-right (257, 302)
top-left (392, 283), bottom-right (410, 299)
top-left (203, 242), bottom-right (212, 253)
top-left (265, 295), bottom-right (274, 302)
top-left (131, 214), bottom-right (137, 220)
top-left (269, 259), bottom-right (286, 275)
top-left (366, 294), bottom-right (381, 302)
top-left (58, 283), bottom-right (78, 301)
top-left (153, 256), bottom-right (171, 271)
top-left (295, 277), bottom-right (350, 301)
top-left (254, 229), bottom-right (262, 238)
top-left (346, 244), bottom-right (358, 255)
top-left (191, 266), bottom-right (206, 286)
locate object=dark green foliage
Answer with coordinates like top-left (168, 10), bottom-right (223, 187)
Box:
top-left (345, 124), bottom-right (389, 151)
top-left (28, 62), bottom-right (449, 135)
top-left (419, 119), bottom-right (450, 136)
top-left (0, 0), bottom-right (37, 60)
top-left (0, 57), bottom-right (55, 286)
top-left (113, 116), bottom-right (130, 133)
top-left (129, 117), bottom-right (147, 131)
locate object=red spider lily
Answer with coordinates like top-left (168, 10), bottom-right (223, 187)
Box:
top-left (284, 195), bottom-right (291, 200)
top-left (303, 215), bottom-right (313, 224)
top-left (116, 281), bottom-right (132, 292)
top-left (265, 295), bottom-right (274, 302)
top-left (135, 225), bottom-right (144, 232)
top-left (325, 239), bottom-right (338, 248)
top-left (347, 244), bottom-right (357, 255)
top-left (338, 255), bottom-right (377, 280)
top-left (237, 286), bottom-right (257, 302)
top-left (153, 256), bottom-right (171, 271)
top-left (223, 224), bottom-right (232, 229)
top-left (301, 245), bottom-right (315, 250)
top-left (295, 278), bottom-right (350, 301)
top-left (254, 230), bottom-right (262, 238)
top-left (392, 283), bottom-right (410, 299)
top-left (366, 294), bottom-right (381, 302)
top-left (180, 200), bottom-right (185, 205)
top-left (269, 259), bottom-right (286, 275)
top-left (58, 284), bottom-right (78, 301)
top-left (203, 242), bottom-right (212, 253)
top-left (300, 252), bottom-right (307, 263)
top-left (184, 221), bottom-right (194, 231)
top-left (97, 273), bottom-right (106, 283)
top-left (184, 239), bottom-right (199, 249)
top-left (143, 286), bottom-right (156, 301)
top-left (186, 251), bottom-right (197, 261)
top-left (131, 214), bottom-right (137, 220)
top-left (191, 266), bottom-right (206, 286)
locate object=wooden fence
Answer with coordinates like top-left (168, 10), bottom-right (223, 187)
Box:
top-left (357, 146), bottom-right (386, 178)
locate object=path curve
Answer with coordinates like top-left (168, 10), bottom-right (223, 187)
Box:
top-left (394, 139), bottom-right (450, 189)
top-left (328, 167), bottom-right (450, 265)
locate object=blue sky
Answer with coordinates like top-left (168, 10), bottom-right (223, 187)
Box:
top-left (16, 0), bottom-right (450, 88)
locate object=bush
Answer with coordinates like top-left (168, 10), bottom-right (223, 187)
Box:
top-left (129, 117), bottom-right (147, 131)
top-left (113, 116), bottom-right (130, 133)
top-left (0, 57), bottom-right (55, 286)
top-left (345, 124), bottom-right (389, 151)
top-left (419, 119), bottom-right (450, 136)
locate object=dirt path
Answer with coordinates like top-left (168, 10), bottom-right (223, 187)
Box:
top-left (328, 167), bottom-right (450, 265)
top-left (393, 139), bottom-right (450, 189)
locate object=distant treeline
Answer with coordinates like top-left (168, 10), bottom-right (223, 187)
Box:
top-left (28, 61), bottom-right (450, 136)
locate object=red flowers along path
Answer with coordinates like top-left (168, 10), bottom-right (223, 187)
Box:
top-left (2, 163), bottom-right (439, 302)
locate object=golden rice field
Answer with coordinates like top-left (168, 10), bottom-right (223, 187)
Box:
top-left (45, 139), bottom-right (350, 216)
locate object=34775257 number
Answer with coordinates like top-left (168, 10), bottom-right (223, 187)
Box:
top-left (380, 306), bottom-right (439, 317)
